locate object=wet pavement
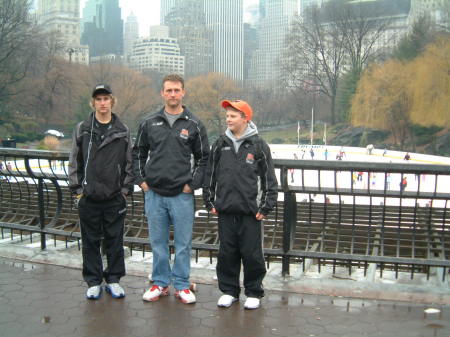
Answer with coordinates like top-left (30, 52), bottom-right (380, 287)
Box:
top-left (0, 257), bottom-right (448, 337)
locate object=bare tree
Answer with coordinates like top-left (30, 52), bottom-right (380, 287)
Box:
top-left (283, 4), bottom-right (346, 125)
top-left (14, 31), bottom-right (75, 126)
top-left (335, 0), bottom-right (394, 75)
top-left (0, 0), bottom-right (37, 102)
top-left (185, 73), bottom-right (241, 138)
top-left (283, 0), bottom-right (400, 125)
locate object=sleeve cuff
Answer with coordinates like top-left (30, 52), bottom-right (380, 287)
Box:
top-left (72, 187), bottom-right (83, 195)
top-left (135, 178), bottom-right (145, 186)
top-left (259, 208), bottom-right (269, 216)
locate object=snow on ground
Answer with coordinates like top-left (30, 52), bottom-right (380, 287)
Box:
top-left (270, 144), bottom-right (450, 165)
top-left (273, 144), bottom-right (450, 207)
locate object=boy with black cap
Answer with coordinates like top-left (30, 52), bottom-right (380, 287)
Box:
top-left (69, 84), bottom-right (133, 300)
top-left (203, 100), bottom-right (278, 309)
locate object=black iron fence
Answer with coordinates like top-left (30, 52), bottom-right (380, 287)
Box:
top-left (1, 148), bottom-right (449, 280)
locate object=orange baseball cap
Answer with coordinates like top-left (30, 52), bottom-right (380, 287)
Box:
top-left (221, 100), bottom-right (253, 121)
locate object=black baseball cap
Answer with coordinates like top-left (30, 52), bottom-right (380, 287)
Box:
top-left (92, 84), bottom-right (113, 97)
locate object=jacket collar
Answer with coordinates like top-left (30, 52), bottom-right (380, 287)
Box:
top-left (156, 105), bottom-right (192, 121)
top-left (83, 112), bottom-right (126, 134)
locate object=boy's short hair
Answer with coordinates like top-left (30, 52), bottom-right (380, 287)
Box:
top-left (89, 94), bottom-right (117, 110)
top-left (225, 105), bottom-right (246, 119)
top-left (162, 74), bottom-right (185, 90)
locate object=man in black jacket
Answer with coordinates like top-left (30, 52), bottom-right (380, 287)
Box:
top-left (203, 100), bottom-right (277, 310)
top-left (69, 84), bottom-right (133, 300)
top-left (133, 74), bottom-right (209, 304)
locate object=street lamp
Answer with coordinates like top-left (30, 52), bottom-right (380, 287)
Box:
top-left (67, 48), bottom-right (75, 63)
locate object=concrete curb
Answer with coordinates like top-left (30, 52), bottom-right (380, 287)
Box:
top-left (1, 235), bottom-right (448, 305)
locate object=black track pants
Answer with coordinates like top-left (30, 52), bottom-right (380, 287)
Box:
top-left (78, 194), bottom-right (126, 287)
top-left (217, 213), bottom-right (266, 298)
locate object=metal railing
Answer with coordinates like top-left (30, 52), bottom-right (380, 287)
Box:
top-left (276, 159), bottom-right (450, 280)
top-left (1, 148), bottom-right (449, 280)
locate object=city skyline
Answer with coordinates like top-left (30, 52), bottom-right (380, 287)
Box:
top-left (79, 0), bottom-right (260, 37)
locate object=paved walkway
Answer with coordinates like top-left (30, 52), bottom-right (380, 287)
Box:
top-left (0, 257), bottom-right (448, 337)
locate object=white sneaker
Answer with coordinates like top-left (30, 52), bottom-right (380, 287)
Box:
top-left (143, 285), bottom-right (169, 302)
top-left (175, 289), bottom-right (196, 304)
top-left (217, 294), bottom-right (238, 308)
top-left (86, 285), bottom-right (102, 300)
top-left (105, 283), bottom-right (125, 298)
top-left (244, 297), bottom-right (260, 310)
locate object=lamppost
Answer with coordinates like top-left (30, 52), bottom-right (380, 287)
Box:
top-left (66, 48), bottom-right (76, 121)
top-left (67, 48), bottom-right (75, 63)
top-left (311, 42), bottom-right (319, 146)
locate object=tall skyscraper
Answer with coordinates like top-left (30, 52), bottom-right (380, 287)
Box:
top-left (165, 0), bottom-right (213, 78)
top-left (37, 0), bottom-right (89, 64)
top-left (243, 23), bottom-right (257, 82)
top-left (81, 0), bottom-right (123, 58)
top-left (160, 0), bottom-right (180, 24)
top-left (248, 0), bottom-right (298, 87)
top-left (205, 0), bottom-right (244, 82)
top-left (124, 12), bottom-right (139, 63)
top-left (300, 0), bottom-right (327, 14)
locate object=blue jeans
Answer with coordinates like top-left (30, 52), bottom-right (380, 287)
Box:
top-left (144, 190), bottom-right (194, 290)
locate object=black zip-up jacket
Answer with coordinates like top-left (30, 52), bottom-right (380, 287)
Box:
top-left (203, 134), bottom-right (278, 216)
top-left (132, 107), bottom-right (209, 196)
top-left (68, 112), bottom-right (134, 201)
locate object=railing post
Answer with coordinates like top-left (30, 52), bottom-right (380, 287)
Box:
top-left (282, 191), bottom-right (297, 276)
top-left (38, 178), bottom-right (46, 250)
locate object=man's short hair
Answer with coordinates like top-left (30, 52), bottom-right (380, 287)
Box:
top-left (162, 74), bottom-right (185, 90)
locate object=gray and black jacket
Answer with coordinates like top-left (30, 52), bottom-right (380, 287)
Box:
top-left (132, 107), bottom-right (209, 196)
top-left (203, 124), bottom-right (278, 216)
top-left (68, 112), bottom-right (134, 200)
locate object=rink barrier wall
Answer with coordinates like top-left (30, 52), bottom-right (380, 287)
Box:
top-left (1, 148), bottom-right (449, 280)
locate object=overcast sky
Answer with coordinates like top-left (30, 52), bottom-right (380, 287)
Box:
top-left (79, 0), bottom-right (260, 37)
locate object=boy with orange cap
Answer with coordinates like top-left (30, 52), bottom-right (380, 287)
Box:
top-left (203, 100), bottom-right (277, 309)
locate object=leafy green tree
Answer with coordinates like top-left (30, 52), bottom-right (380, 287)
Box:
top-left (336, 68), bottom-right (361, 122)
top-left (392, 16), bottom-right (435, 61)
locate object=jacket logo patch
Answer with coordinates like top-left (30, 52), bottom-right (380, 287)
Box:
top-left (152, 122), bottom-right (163, 126)
top-left (180, 128), bottom-right (189, 140)
top-left (246, 153), bottom-right (255, 164)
